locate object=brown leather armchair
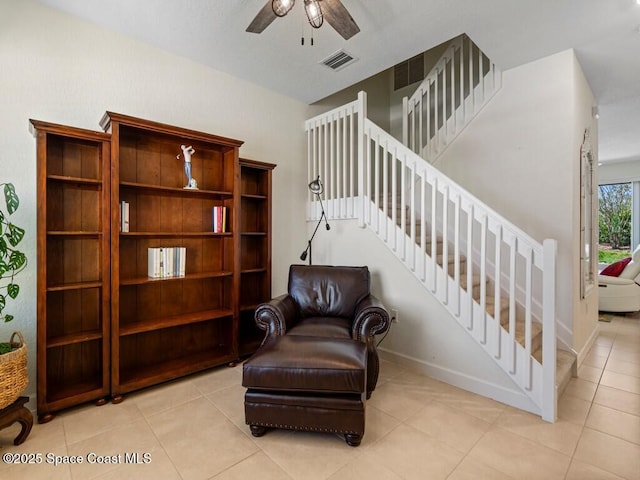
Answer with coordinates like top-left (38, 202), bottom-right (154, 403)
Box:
top-left (254, 264), bottom-right (390, 398)
top-left (242, 264), bottom-right (390, 446)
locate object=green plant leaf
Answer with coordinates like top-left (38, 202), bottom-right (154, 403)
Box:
top-left (7, 283), bottom-right (18, 299)
top-left (9, 251), bottom-right (26, 270)
top-left (0, 261), bottom-right (7, 276)
top-left (3, 314), bottom-right (14, 323)
top-left (3, 183), bottom-right (19, 215)
top-left (0, 237), bottom-right (6, 254)
top-left (6, 224), bottom-right (24, 247)
top-left (0, 293), bottom-right (5, 313)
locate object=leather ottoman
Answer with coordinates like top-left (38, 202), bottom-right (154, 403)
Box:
top-left (242, 335), bottom-right (367, 446)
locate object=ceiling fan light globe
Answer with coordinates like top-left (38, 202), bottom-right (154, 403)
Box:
top-left (304, 0), bottom-right (324, 28)
top-left (272, 0), bottom-right (295, 17)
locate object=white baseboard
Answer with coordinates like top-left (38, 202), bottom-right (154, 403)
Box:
top-left (378, 347), bottom-right (541, 417)
top-left (576, 322), bottom-right (600, 368)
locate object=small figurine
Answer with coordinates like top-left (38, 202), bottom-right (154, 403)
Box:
top-left (177, 145), bottom-right (198, 189)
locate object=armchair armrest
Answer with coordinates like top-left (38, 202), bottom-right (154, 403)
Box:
top-left (255, 294), bottom-right (298, 336)
top-left (352, 295), bottom-right (390, 342)
top-left (598, 275), bottom-right (637, 287)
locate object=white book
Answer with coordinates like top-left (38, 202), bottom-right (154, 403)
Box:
top-left (173, 247), bottom-right (183, 277)
top-left (179, 247), bottom-right (186, 276)
top-left (123, 201), bottom-right (130, 232)
top-left (148, 247), bottom-right (160, 278)
top-left (163, 247), bottom-right (175, 278)
top-left (158, 247), bottom-right (165, 278)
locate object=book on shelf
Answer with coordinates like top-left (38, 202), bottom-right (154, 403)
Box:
top-left (148, 247), bottom-right (186, 278)
top-left (120, 200), bottom-right (130, 232)
top-left (212, 206), bottom-right (229, 233)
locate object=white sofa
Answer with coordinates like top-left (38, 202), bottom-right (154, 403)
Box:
top-left (598, 245), bottom-right (640, 312)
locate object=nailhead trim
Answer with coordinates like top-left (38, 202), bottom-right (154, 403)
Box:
top-left (250, 422), bottom-right (363, 435)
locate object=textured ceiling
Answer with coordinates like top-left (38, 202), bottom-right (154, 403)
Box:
top-left (36, 0), bottom-right (640, 164)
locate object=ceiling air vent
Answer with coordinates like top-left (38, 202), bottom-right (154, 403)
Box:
top-left (320, 49), bottom-right (358, 71)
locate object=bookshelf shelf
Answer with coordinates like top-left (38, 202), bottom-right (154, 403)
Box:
top-left (46, 281), bottom-right (103, 292)
top-left (120, 181), bottom-right (233, 198)
top-left (120, 270), bottom-right (233, 286)
top-left (119, 308), bottom-right (233, 336)
top-left (120, 231), bottom-right (232, 238)
top-left (47, 175), bottom-right (102, 186)
top-left (241, 193), bottom-right (267, 200)
top-left (117, 347), bottom-right (235, 394)
top-left (47, 231), bottom-right (102, 237)
top-left (46, 330), bottom-right (104, 348)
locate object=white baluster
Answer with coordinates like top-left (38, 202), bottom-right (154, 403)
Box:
top-left (383, 139), bottom-right (389, 242)
top-left (509, 235), bottom-right (517, 374)
top-left (524, 246), bottom-right (533, 391)
top-left (494, 225), bottom-right (503, 359)
top-left (431, 177), bottom-right (438, 293)
top-left (454, 194), bottom-right (461, 316)
top-left (442, 185), bottom-right (449, 305)
top-left (480, 214), bottom-right (487, 344)
top-left (466, 204), bottom-right (474, 329)
top-left (410, 161), bottom-right (416, 271)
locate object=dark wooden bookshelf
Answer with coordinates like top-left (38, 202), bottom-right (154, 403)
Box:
top-left (101, 112), bottom-right (243, 402)
top-left (32, 120), bottom-right (112, 423)
top-left (238, 159), bottom-right (275, 357)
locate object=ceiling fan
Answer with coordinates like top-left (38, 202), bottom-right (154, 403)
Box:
top-left (246, 0), bottom-right (360, 40)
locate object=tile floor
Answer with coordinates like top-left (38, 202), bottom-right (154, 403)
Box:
top-left (1, 314), bottom-right (639, 480)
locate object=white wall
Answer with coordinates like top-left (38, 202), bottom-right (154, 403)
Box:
top-left (308, 70), bottom-right (392, 131)
top-left (570, 52), bottom-right (601, 354)
top-left (434, 49), bottom-right (598, 355)
top-left (0, 0), bottom-right (309, 404)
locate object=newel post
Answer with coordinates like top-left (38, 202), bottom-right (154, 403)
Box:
top-left (542, 238), bottom-right (557, 422)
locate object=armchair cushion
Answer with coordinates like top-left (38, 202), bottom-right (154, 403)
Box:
top-left (288, 265), bottom-right (370, 318)
top-left (287, 316), bottom-right (352, 339)
top-left (243, 335), bottom-right (367, 394)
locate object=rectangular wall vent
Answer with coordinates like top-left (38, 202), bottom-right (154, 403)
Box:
top-left (320, 49), bottom-right (358, 71)
top-left (394, 53), bottom-right (425, 90)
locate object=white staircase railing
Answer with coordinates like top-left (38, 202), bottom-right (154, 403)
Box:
top-left (402, 35), bottom-right (502, 163)
top-left (305, 91), bottom-right (557, 422)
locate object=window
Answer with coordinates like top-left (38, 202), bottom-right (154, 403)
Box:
top-left (598, 182), bottom-right (632, 262)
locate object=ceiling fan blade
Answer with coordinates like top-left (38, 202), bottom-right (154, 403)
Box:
top-left (321, 0), bottom-right (360, 40)
top-left (246, 1), bottom-right (278, 34)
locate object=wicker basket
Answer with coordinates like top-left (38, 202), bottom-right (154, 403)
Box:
top-left (0, 332), bottom-right (28, 410)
